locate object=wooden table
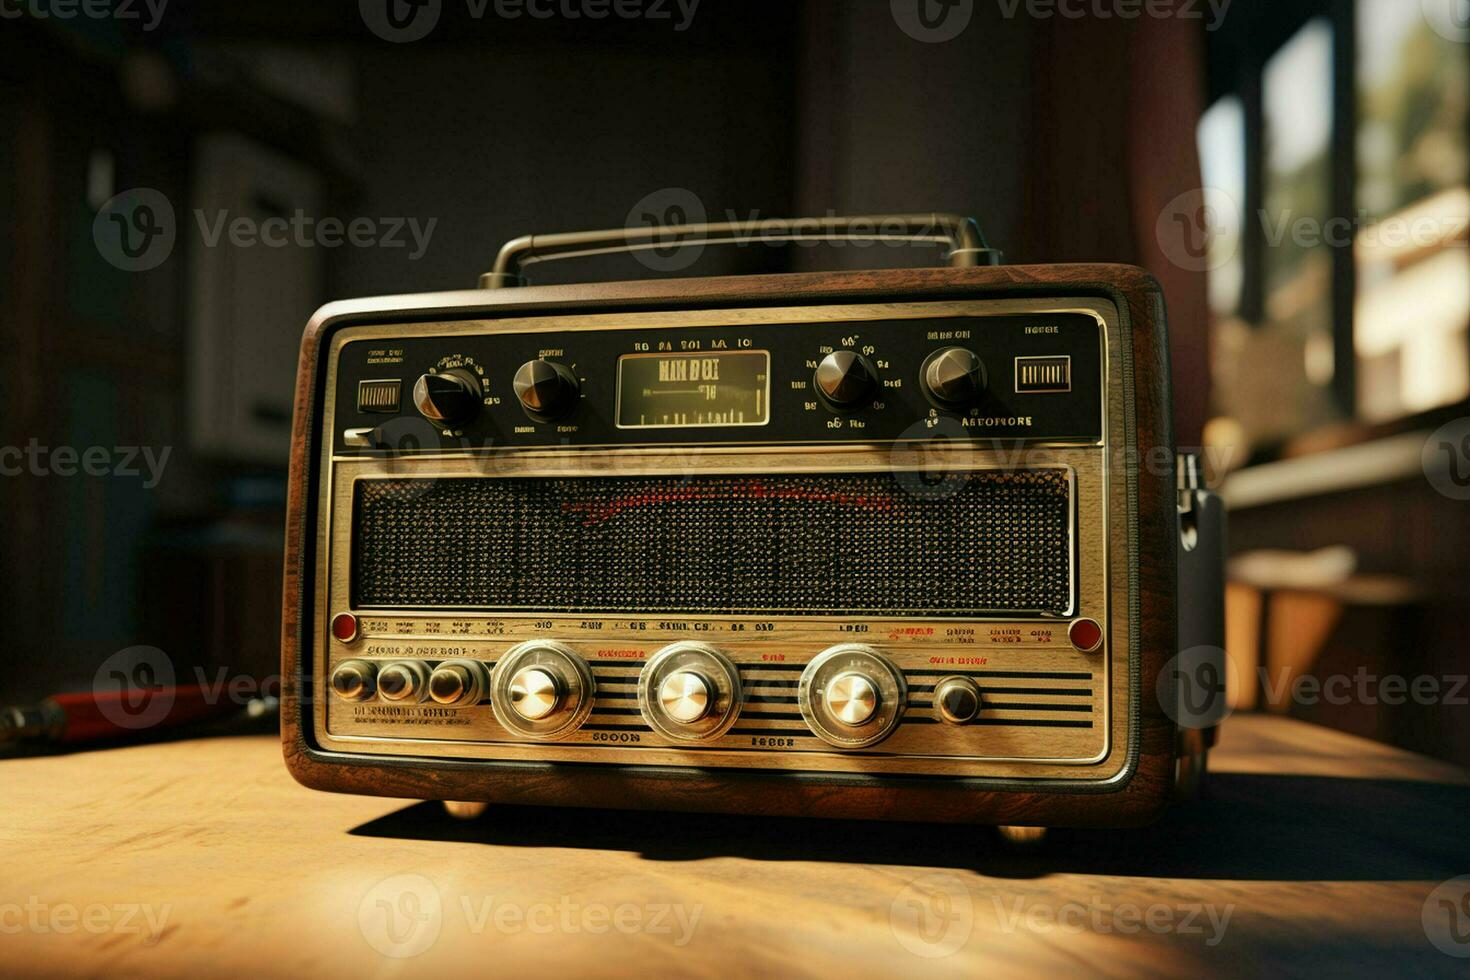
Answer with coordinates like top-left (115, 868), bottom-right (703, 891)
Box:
top-left (4, 715), bottom-right (1469, 978)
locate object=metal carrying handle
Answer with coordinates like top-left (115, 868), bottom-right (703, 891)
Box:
top-left (479, 212), bottom-right (1003, 288)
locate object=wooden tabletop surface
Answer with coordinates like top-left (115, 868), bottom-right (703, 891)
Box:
top-left (3, 714), bottom-right (1469, 979)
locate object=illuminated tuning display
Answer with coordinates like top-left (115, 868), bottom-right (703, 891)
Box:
top-left (616, 350), bottom-right (770, 428)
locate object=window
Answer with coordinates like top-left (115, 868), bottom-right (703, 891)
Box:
top-left (1199, 0), bottom-right (1470, 456)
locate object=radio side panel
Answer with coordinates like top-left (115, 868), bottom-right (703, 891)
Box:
top-left (280, 264), bottom-right (1178, 827)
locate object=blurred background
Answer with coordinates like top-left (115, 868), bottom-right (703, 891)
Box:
top-left (1, 0), bottom-right (1467, 761)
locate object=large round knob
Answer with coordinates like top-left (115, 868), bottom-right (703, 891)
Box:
top-left (508, 667), bottom-right (561, 720)
top-left (658, 671), bottom-right (711, 724)
top-left (377, 661), bottom-right (431, 704)
top-left (921, 347), bottom-right (987, 407)
top-left (826, 672), bottom-right (879, 727)
top-left (413, 369), bottom-right (482, 426)
top-left (512, 359), bottom-right (580, 421)
top-left (637, 643), bottom-right (742, 742)
top-left (797, 645), bottom-right (907, 749)
top-left (490, 641), bottom-right (595, 739)
top-left (330, 660), bottom-right (377, 702)
top-left (814, 350), bottom-right (878, 410)
top-left (934, 676), bottom-right (982, 724)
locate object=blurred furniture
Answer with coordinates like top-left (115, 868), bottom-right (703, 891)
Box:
top-left (2, 715), bottom-right (1467, 977)
top-left (1223, 440), bottom-right (1470, 767)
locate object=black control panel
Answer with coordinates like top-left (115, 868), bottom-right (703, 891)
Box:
top-left (331, 313), bottom-right (1103, 452)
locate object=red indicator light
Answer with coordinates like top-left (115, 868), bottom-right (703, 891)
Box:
top-left (331, 613), bottom-right (359, 643)
top-left (1068, 618), bottom-right (1103, 653)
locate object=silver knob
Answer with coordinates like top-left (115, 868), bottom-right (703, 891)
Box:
top-left (658, 671), bottom-right (712, 724)
top-left (377, 661), bottom-right (430, 703)
top-left (508, 666), bottom-right (561, 720)
top-left (330, 660), bottom-right (377, 702)
top-left (826, 671), bottom-right (879, 727)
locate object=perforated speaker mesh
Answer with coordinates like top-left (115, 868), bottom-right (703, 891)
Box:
top-left (352, 471), bottom-right (1072, 615)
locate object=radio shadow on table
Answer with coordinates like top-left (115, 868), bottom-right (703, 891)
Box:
top-left (349, 770), bottom-right (1470, 884)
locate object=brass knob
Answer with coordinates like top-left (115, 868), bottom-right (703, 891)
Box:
top-left (508, 666), bottom-right (562, 720)
top-left (377, 661), bottom-right (430, 703)
top-left (826, 671), bottom-right (879, 727)
top-left (935, 677), bottom-right (982, 724)
top-left (429, 661), bottom-right (490, 707)
top-left (330, 660), bottom-right (377, 702)
top-left (657, 671), bottom-right (712, 724)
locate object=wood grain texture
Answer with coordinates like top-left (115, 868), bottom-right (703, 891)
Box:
top-left (5, 716), bottom-right (1469, 979)
top-left (281, 264), bottom-right (1179, 827)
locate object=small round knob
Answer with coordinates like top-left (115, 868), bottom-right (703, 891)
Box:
top-left (429, 661), bottom-right (490, 707)
top-left (935, 677), bottom-right (982, 724)
top-left (513, 359), bottom-right (580, 420)
top-left (814, 350), bottom-right (878, 409)
top-left (922, 347), bottom-right (987, 407)
top-left (377, 661), bottom-right (430, 703)
top-left (413, 369), bottom-right (482, 426)
top-left (508, 666), bottom-right (561, 720)
top-left (658, 671), bottom-right (711, 724)
top-left (330, 660), bottom-right (377, 702)
top-left (826, 671), bottom-right (879, 727)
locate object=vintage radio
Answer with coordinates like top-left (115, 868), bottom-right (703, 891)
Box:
top-left (281, 214), bottom-right (1225, 836)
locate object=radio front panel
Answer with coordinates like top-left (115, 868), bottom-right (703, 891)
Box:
top-left (310, 299), bottom-right (1133, 783)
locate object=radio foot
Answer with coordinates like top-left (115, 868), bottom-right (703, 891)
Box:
top-left (996, 825), bottom-right (1048, 845)
top-left (442, 801), bottom-right (489, 820)
top-left (1173, 727), bottom-right (1209, 802)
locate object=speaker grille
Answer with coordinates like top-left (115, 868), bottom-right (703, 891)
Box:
top-left (352, 471), bottom-right (1072, 616)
